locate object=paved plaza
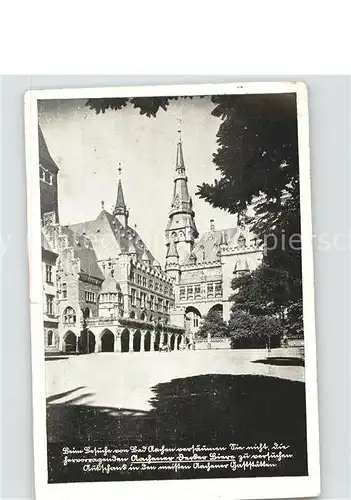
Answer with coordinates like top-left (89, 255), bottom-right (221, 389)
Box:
top-left (46, 347), bottom-right (304, 413)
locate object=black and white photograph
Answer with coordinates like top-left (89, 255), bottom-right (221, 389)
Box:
top-left (25, 82), bottom-right (320, 500)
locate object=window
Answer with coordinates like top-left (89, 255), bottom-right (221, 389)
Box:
top-left (194, 317), bottom-right (199, 328)
top-left (45, 264), bottom-right (53, 283)
top-left (142, 276), bottom-right (147, 287)
top-left (130, 272), bottom-right (135, 283)
top-left (63, 306), bottom-right (76, 324)
top-left (180, 287), bottom-right (185, 300)
top-left (46, 295), bottom-right (54, 316)
top-left (136, 274), bottom-right (142, 285)
top-left (39, 165), bottom-right (53, 185)
top-left (131, 289), bottom-right (136, 306)
top-left (47, 330), bottom-right (54, 346)
top-left (159, 284), bottom-right (163, 294)
top-left (62, 283), bottom-right (67, 299)
top-left (118, 293), bottom-right (123, 304)
top-left (150, 295), bottom-right (154, 310)
top-left (149, 279), bottom-right (154, 289)
top-left (215, 282), bottom-right (222, 297)
top-left (165, 300), bottom-right (169, 313)
top-left (207, 284), bottom-right (214, 298)
top-left (155, 282), bottom-right (159, 292)
top-left (194, 285), bottom-right (201, 298)
top-left (85, 291), bottom-right (96, 303)
top-left (140, 291), bottom-right (146, 309)
top-left (187, 286), bottom-right (194, 299)
top-left (158, 298), bottom-right (163, 311)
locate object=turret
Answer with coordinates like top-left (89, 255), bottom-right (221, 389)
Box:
top-left (165, 237), bottom-right (180, 282)
top-left (165, 124), bottom-right (198, 264)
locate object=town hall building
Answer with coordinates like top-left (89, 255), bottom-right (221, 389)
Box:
top-left (39, 124), bottom-right (263, 354)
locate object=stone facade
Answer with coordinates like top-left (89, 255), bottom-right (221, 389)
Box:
top-left (165, 129), bottom-right (264, 338)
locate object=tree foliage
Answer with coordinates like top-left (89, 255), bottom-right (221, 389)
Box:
top-left (228, 310), bottom-right (282, 349)
top-left (197, 309), bottom-right (229, 339)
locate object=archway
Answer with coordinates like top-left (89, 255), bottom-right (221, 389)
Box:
top-left (154, 331), bottom-right (161, 351)
top-left (101, 329), bottom-right (114, 352)
top-left (121, 329), bottom-right (130, 353)
top-left (144, 331), bottom-right (151, 351)
top-left (177, 335), bottom-right (182, 350)
top-left (207, 303), bottom-right (223, 319)
top-left (133, 330), bottom-right (141, 352)
top-left (170, 334), bottom-right (176, 350)
top-left (83, 307), bottom-right (91, 319)
top-left (63, 331), bottom-right (76, 353)
top-left (185, 306), bottom-right (202, 334)
top-left (80, 330), bottom-right (96, 353)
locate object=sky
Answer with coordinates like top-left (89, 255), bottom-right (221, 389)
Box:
top-left (38, 96), bottom-right (237, 263)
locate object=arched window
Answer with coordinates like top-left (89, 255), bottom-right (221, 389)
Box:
top-left (47, 330), bottom-right (54, 346)
top-left (130, 311), bottom-right (135, 319)
top-left (140, 312), bottom-right (146, 321)
top-left (63, 307), bottom-right (76, 324)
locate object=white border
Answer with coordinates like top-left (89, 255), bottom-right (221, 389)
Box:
top-left (25, 81), bottom-right (320, 500)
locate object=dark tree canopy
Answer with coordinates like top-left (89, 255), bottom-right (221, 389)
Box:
top-left (197, 309), bottom-right (229, 339)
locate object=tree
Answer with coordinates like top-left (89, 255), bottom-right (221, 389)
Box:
top-left (228, 310), bottom-right (282, 349)
top-left (197, 309), bottom-right (229, 339)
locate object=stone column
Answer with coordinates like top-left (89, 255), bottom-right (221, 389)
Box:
top-left (150, 332), bottom-right (155, 351)
top-left (167, 333), bottom-right (171, 348)
top-left (114, 330), bottom-right (121, 353)
top-left (95, 336), bottom-right (101, 353)
top-left (140, 331), bottom-right (145, 352)
top-left (130, 330), bottom-right (134, 352)
top-left (75, 332), bottom-right (79, 353)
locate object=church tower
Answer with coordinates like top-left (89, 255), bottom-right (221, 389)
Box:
top-left (112, 164), bottom-right (129, 228)
top-left (165, 125), bottom-right (198, 264)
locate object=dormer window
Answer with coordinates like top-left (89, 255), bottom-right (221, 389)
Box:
top-left (39, 165), bottom-right (53, 185)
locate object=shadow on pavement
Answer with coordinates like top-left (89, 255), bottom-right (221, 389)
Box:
top-left (252, 357), bottom-right (305, 367)
top-left (47, 374), bottom-right (306, 445)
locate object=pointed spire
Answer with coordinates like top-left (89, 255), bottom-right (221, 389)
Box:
top-left (176, 121), bottom-right (185, 172)
top-left (166, 238), bottom-right (179, 259)
top-left (113, 162), bottom-right (129, 228)
top-left (115, 163), bottom-right (126, 209)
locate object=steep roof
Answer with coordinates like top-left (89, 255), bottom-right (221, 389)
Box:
top-left (61, 226), bottom-right (104, 280)
top-left (38, 125), bottom-right (59, 174)
top-left (68, 210), bottom-right (155, 263)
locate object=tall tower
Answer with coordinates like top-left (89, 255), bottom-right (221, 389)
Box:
top-left (165, 237), bottom-right (180, 282)
top-left (112, 163), bottom-right (129, 228)
top-left (165, 124), bottom-right (198, 264)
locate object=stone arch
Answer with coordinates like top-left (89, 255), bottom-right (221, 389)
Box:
top-left (144, 331), bottom-right (151, 351)
top-left (121, 328), bottom-right (130, 352)
top-left (82, 307), bottom-right (91, 319)
top-left (170, 333), bottom-right (176, 350)
top-left (63, 331), bottom-right (76, 353)
top-left (154, 331), bottom-right (161, 351)
top-left (63, 306), bottom-right (76, 325)
top-left (207, 303), bottom-right (223, 319)
top-left (130, 311), bottom-right (136, 319)
top-left (80, 329), bottom-right (96, 354)
top-left (133, 330), bottom-right (141, 352)
top-left (185, 306), bottom-right (202, 332)
top-left (101, 329), bottom-right (114, 352)
top-left (140, 311), bottom-right (146, 321)
top-left (177, 335), bottom-right (182, 350)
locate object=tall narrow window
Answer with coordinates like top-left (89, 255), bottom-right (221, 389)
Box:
top-left (187, 286), bottom-right (194, 299)
top-left (62, 283), bottom-right (67, 299)
top-left (215, 282), bottom-right (222, 297)
top-left (131, 289), bottom-right (136, 306)
top-left (47, 330), bottom-right (54, 346)
top-left (45, 264), bottom-right (53, 283)
top-left (194, 285), bottom-right (201, 298)
top-left (46, 295), bottom-right (54, 316)
top-left (207, 284), bottom-right (214, 298)
top-left (179, 287), bottom-right (186, 300)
